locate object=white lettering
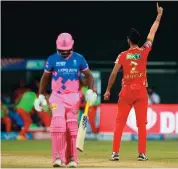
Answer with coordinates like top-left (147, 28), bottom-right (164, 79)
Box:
top-left (58, 68), bottom-right (77, 74)
top-left (160, 112), bottom-right (175, 134)
top-left (56, 62), bottom-right (66, 66)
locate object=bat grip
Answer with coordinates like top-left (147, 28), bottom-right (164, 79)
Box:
top-left (84, 101), bottom-right (90, 115)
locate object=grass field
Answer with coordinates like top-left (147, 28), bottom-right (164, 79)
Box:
top-left (1, 140), bottom-right (178, 168)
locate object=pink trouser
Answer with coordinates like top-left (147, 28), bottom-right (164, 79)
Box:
top-left (49, 92), bottom-right (80, 164)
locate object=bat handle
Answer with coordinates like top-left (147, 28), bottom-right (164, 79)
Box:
top-left (84, 101), bottom-right (90, 115)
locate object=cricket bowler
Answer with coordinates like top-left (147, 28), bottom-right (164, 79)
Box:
top-left (34, 33), bottom-right (97, 168)
top-left (104, 3), bottom-right (163, 161)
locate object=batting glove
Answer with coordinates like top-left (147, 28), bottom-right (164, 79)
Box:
top-left (34, 94), bottom-right (47, 112)
top-left (85, 89), bottom-right (97, 105)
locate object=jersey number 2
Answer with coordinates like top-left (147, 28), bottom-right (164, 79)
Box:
top-left (130, 61), bottom-right (138, 74)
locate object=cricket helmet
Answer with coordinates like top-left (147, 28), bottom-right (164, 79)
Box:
top-left (56, 33), bottom-right (74, 50)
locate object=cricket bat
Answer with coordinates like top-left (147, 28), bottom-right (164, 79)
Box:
top-left (76, 101), bottom-right (90, 152)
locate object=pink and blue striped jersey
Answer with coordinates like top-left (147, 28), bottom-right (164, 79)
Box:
top-left (44, 51), bottom-right (89, 94)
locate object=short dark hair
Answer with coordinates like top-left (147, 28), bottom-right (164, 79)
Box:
top-left (127, 28), bottom-right (140, 45)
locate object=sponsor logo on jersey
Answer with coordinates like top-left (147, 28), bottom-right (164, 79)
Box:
top-left (56, 62), bottom-right (66, 66)
top-left (126, 53), bottom-right (141, 60)
top-left (58, 68), bottom-right (77, 73)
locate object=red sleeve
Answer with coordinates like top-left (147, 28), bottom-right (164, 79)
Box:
top-left (115, 52), bottom-right (124, 65)
top-left (141, 41), bottom-right (152, 54)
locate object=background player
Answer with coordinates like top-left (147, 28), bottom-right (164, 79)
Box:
top-left (1, 100), bottom-right (12, 132)
top-left (104, 3), bottom-right (163, 161)
top-left (16, 91), bottom-right (37, 140)
top-left (34, 33), bottom-right (97, 168)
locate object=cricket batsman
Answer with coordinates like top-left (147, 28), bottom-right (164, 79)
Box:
top-left (34, 33), bottom-right (97, 168)
top-left (104, 3), bottom-right (163, 161)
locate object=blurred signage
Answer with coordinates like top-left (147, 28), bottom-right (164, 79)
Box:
top-left (99, 104), bottom-right (178, 134)
top-left (1, 58), bottom-right (26, 70)
top-left (1, 58), bottom-right (45, 70)
top-left (1, 132), bottom-right (33, 140)
top-left (26, 60), bottom-right (46, 70)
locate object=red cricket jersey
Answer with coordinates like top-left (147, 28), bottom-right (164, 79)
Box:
top-left (115, 41), bottom-right (152, 87)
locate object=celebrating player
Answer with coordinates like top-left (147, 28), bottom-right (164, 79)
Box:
top-left (34, 33), bottom-right (97, 168)
top-left (104, 3), bottom-right (163, 161)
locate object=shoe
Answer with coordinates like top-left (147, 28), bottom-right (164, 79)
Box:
top-left (53, 159), bottom-right (66, 167)
top-left (138, 153), bottom-right (148, 161)
top-left (109, 152), bottom-right (119, 161)
top-left (67, 161), bottom-right (77, 168)
top-left (17, 135), bottom-right (26, 140)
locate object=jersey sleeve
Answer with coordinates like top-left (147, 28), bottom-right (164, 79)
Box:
top-left (80, 56), bottom-right (89, 71)
top-left (141, 41), bottom-right (152, 53)
top-left (115, 52), bottom-right (124, 65)
top-left (44, 56), bottom-right (54, 73)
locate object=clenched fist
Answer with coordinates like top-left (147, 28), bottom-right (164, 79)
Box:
top-left (104, 91), bottom-right (110, 101)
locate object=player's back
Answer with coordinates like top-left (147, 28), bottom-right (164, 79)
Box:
top-left (116, 42), bottom-right (152, 87)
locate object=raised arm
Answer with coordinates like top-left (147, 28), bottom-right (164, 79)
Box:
top-left (147, 3), bottom-right (163, 43)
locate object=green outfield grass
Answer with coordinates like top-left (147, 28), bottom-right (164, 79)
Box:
top-left (1, 140), bottom-right (178, 168)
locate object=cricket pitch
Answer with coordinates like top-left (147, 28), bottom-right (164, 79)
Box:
top-left (1, 140), bottom-right (178, 168)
